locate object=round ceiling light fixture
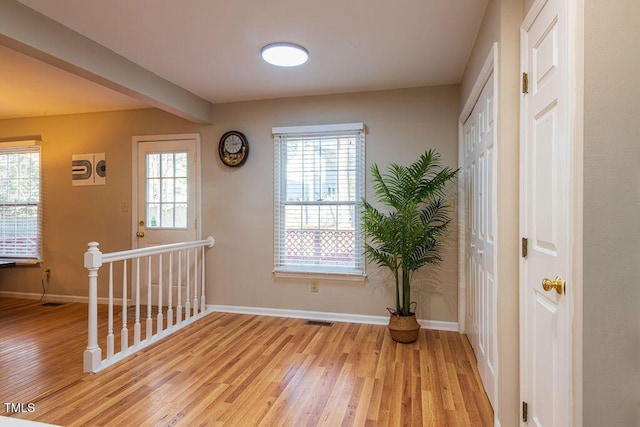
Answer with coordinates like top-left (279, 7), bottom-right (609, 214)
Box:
top-left (261, 42), bottom-right (309, 67)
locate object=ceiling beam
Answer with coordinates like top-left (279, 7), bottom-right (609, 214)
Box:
top-left (0, 0), bottom-right (213, 124)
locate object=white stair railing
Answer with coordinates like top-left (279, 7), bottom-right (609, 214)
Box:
top-left (83, 236), bottom-right (215, 373)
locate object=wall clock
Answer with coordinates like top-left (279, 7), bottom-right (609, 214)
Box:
top-left (218, 131), bottom-right (249, 167)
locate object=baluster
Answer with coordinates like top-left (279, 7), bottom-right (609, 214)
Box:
top-left (121, 259), bottom-right (129, 352)
top-left (167, 252), bottom-right (174, 329)
top-left (157, 253), bottom-right (164, 334)
top-left (193, 247), bottom-right (199, 316)
top-left (201, 246), bottom-right (206, 313)
top-left (134, 257), bottom-right (141, 345)
top-left (146, 255), bottom-right (153, 339)
top-left (83, 242), bottom-right (102, 373)
top-left (107, 262), bottom-right (114, 358)
top-left (185, 249), bottom-right (191, 320)
top-left (177, 249), bottom-right (183, 324)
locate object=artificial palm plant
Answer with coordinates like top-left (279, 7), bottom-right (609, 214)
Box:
top-left (362, 150), bottom-right (458, 322)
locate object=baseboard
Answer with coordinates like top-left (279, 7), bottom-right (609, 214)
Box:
top-left (417, 318), bottom-right (459, 332)
top-left (207, 304), bottom-right (459, 332)
top-left (0, 290), bottom-right (123, 306)
top-left (0, 291), bottom-right (459, 331)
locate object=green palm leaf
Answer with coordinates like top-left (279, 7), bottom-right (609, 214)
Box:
top-left (361, 150), bottom-right (458, 315)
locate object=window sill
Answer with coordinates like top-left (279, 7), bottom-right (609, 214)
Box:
top-left (273, 269), bottom-right (367, 282)
top-left (0, 258), bottom-right (41, 267)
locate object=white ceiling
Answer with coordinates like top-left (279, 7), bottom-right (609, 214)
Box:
top-left (0, 45), bottom-right (148, 119)
top-left (4, 0), bottom-right (489, 120)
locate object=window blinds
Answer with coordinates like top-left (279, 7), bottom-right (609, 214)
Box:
top-left (0, 140), bottom-right (42, 259)
top-left (273, 123), bottom-right (365, 275)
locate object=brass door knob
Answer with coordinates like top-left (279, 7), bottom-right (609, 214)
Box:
top-left (136, 231), bottom-right (145, 238)
top-left (542, 276), bottom-right (564, 295)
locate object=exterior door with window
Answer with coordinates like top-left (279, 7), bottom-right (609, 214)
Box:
top-left (133, 134), bottom-right (200, 305)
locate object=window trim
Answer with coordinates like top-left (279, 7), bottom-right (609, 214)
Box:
top-left (0, 139), bottom-right (42, 262)
top-left (273, 123), bottom-right (366, 279)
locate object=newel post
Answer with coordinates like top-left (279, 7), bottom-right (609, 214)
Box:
top-left (83, 242), bottom-right (103, 373)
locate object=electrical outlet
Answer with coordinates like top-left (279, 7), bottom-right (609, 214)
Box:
top-left (310, 280), bottom-right (318, 293)
top-left (44, 268), bottom-right (51, 280)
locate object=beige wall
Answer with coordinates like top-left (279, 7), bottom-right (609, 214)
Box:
top-left (460, 0), bottom-right (523, 425)
top-left (583, 0), bottom-right (640, 425)
top-left (461, 0), bottom-right (500, 104)
top-left (207, 86), bottom-right (460, 322)
top-left (0, 85), bottom-right (461, 322)
top-left (0, 109), bottom-right (200, 298)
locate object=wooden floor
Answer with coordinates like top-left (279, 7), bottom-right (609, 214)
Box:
top-left (0, 298), bottom-right (493, 426)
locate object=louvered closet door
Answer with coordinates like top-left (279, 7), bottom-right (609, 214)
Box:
top-left (463, 73), bottom-right (496, 408)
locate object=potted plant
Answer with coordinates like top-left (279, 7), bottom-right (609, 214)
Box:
top-left (362, 150), bottom-right (458, 343)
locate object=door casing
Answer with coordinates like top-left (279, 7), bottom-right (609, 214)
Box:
top-left (131, 133), bottom-right (202, 252)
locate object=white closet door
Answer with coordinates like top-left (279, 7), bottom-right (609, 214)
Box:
top-left (463, 73), bottom-right (497, 408)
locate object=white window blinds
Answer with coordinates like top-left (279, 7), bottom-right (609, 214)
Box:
top-left (0, 140), bottom-right (42, 259)
top-left (273, 123), bottom-right (365, 275)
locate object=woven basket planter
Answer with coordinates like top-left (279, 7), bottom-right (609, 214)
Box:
top-left (387, 312), bottom-right (420, 343)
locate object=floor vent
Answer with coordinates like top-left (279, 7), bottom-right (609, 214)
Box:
top-left (304, 320), bottom-right (333, 327)
top-left (41, 302), bottom-right (64, 307)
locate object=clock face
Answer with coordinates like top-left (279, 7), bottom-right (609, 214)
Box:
top-left (218, 131), bottom-right (248, 167)
top-left (224, 135), bottom-right (243, 154)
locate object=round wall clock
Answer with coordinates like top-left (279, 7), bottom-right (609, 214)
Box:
top-left (218, 131), bottom-right (249, 167)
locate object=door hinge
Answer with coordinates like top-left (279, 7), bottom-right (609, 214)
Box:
top-left (195, 218), bottom-right (198, 229)
top-left (522, 237), bottom-right (528, 258)
top-left (522, 72), bottom-right (529, 94)
top-left (523, 401), bottom-right (528, 422)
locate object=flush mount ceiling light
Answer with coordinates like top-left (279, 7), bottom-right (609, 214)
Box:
top-left (261, 43), bottom-right (309, 67)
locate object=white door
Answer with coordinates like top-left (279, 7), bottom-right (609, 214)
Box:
top-left (463, 72), bottom-right (497, 408)
top-left (520, 0), bottom-right (573, 425)
top-left (133, 134), bottom-right (201, 306)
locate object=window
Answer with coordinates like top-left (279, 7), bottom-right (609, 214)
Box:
top-left (0, 140), bottom-right (42, 260)
top-left (273, 123), bottom-right (365, 276)
top-left (145, 152), bottom-right (188, 229)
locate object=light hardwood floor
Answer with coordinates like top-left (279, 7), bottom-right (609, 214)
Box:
top-left (0, 298), bottom-right (493, 426)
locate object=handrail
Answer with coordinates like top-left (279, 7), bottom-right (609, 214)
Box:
top-left (101, 236), bottom-right (215, 263)
top-left (83, 236), bottom-right (215, 373)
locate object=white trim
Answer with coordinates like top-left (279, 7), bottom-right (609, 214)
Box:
top-left (208, 304), bottom-right (459, 331)
top-left (273, 269), bottom-right (366, 282)
top-left (0, 258), bottom-right (40, 266)
top-left (0, 291), bottom-right (458, 332)
top-left (272, 122), bottom-right (364, 135)
top-left (460, 43), bottom-right (499, 121)
top-left (0, 139), bottom-right (40, 148)
top-left (570, 0), bottom-right (583, 424)
top-left (0, 290), bottom-right (123, 306)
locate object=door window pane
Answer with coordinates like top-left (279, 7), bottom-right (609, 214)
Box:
top-left (145, 152), bottom-right (188, 229)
